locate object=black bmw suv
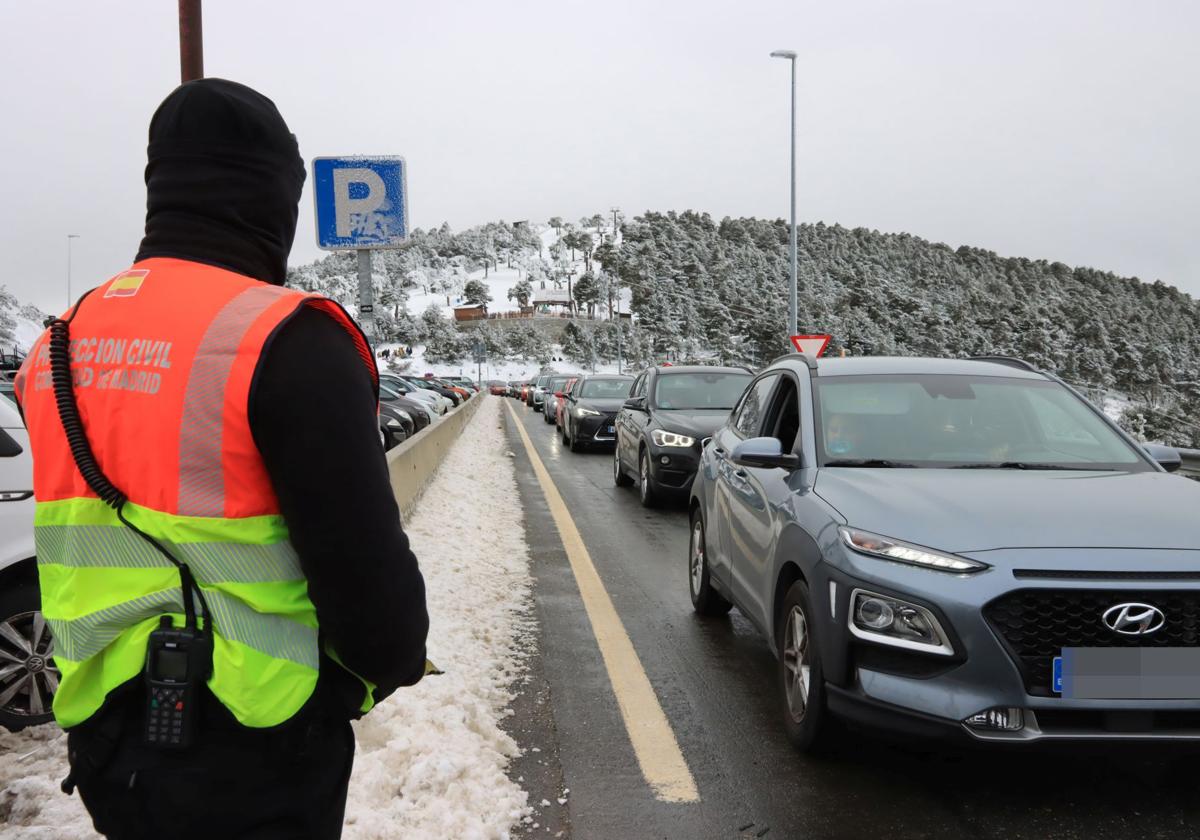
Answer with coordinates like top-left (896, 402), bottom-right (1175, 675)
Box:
top-left (613, 365), bottom-right (752, 506)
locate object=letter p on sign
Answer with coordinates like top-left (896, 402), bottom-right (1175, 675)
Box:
top-left (333, 168), bottom-right (386, 238)
top-left (312, 156), bottom-right (409, 250)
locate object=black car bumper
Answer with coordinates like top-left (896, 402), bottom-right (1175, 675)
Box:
top-left (646, 445), bottom-right (701, 490)
top-left (575, 413), bottom-right (619, 445)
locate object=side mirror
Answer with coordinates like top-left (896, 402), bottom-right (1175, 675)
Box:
top-left (623, 396), bottom-right (647, 411)
top-left (732, 436), bottom-right (800, 470)
top-left (0, 428), bottom-right (22, 458)
top-left (555, 391), bottom-right (564, 398)
top-left (1143, 443), bottom-right (1182, 473)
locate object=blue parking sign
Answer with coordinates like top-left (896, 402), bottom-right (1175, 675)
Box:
top-left (312, 156), bottom-right (408, 250)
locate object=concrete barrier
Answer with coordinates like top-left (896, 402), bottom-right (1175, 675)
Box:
top-left (387, 394), bottom-right (484, 519)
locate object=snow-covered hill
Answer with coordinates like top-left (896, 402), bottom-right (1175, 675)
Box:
top-left (0, 287), bottom-right (47, 356)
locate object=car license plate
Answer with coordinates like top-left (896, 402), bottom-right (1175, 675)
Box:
top-left (1054, 648), bottom-right (1200, 699)
top-left (606, 425), bottom-right (615, 434)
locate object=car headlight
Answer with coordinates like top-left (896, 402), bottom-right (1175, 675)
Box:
top-left (848, 589), bottom-right (954, 655)
top-left (651, 429), bottom-right (695, 447)
top-left (385, 416), bottom-right (403, 428)
top-left (576, 407), bottom-right (601, 417)
top-left (838, 527), bottom-right (988, 573)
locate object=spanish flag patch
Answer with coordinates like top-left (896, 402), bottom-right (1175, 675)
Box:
top-left (103, 270), bottom-right (150, 299)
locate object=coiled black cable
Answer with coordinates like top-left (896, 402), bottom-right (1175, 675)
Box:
top-left (48, 292), bottom-right (211, 633)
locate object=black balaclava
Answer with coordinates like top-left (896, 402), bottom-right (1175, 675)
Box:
top-left (135, 79), bottom-right (305, 286)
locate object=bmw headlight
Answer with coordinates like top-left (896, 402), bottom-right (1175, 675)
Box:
top-left (838, 527), bottom-right (988, 573)
top-left (651, 429), bottom-right (695, 448)
top-left (576, 407), bottom-right (601, 417)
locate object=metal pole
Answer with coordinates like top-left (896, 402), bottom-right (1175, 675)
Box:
top-left (787, 56), bottom-right (798, 342)
top-left (357, 250), bottom-right (376, 347)
top-left (771, 49), bottom-right (799, 346)
top-left (178, 0), bottom-right (204, 83)
top-left (612, 206), bottom-right (621, 374)
top-left (66, 234), bottom-right (79, 309)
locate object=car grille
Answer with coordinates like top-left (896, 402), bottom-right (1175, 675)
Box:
top-left (591, 413), bottom-right (617, 440)
top-left (984, 589), bottom-right (1200, 696)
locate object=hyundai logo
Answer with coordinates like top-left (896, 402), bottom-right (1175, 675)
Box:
top-left (1102, 602), bottom-right (1166, 636)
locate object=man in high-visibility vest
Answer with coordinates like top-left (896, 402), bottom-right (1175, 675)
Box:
top-left (15, 79), bottom-right (429, 839)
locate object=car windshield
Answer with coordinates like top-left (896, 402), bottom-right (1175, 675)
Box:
top-left (548, 377), bottom-right (571, 391)
top-left (580, 378), bottom-right (633, 398)
top-left (379, 383), bottom-right (403, 401)
top-left (813, 373), bottom-right (1150, 470)
top-left (652, 372), bottom-right (751, 410)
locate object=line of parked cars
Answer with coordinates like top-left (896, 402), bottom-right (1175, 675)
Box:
top-left (376, 373), bottom-right (479, 450)
top-left (509, 354), bottom-right (1200, 752)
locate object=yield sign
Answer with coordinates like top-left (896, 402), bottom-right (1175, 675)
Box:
top-left (790, 334), bottom-right (831, 358)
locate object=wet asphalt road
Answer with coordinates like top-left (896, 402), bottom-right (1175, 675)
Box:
top-left (502, 399), bottom-right (1200, 840)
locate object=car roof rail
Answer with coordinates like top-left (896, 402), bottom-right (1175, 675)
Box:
top-left (768, 352), bottom-right (817, 370)
top-left (968, 355), bottom-right (1042, 373)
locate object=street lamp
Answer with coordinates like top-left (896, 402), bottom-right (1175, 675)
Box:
top-left (770, 49), bottom-right (798, 345)
top-left (66, 234), bottom-right (80, 309)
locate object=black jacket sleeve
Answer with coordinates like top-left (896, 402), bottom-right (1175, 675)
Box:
top-left (248, 305), bottom-right (429, 713)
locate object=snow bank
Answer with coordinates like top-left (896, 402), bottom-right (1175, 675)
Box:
top-left (0, 396), bottom-right (534, 839)
top-left (344, 395), bottom-right (532, 839)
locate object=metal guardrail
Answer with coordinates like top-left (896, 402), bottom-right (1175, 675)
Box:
top-left (1177, 448), bottom-right (1200, 480)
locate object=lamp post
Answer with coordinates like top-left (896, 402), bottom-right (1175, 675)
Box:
top-left (66, 234), bottom-right (80, 309)
top-left (611, 206), bottom-right (621, 373)
top-left (770, 49), bottom-right (798, 345)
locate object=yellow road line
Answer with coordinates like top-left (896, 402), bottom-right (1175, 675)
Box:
top-left (504, 401), bottom-right (700, 804)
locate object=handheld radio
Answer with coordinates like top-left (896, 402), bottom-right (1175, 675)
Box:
top-left (145, 616), bottom-right (211, 747)
top-left (47, 294), bottom-right (213, 749)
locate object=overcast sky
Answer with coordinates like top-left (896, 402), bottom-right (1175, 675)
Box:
top-left (1, 0), bottom-right (1197, 312)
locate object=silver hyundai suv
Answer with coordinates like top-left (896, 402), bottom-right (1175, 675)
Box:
top-left (689, 355), bottom-right (1200, 749)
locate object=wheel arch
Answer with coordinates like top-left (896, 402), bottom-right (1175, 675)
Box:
top-left (0, 556), bottom-right (38, 593)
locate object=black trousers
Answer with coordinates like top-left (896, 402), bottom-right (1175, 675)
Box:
top-left (66, 687), bottom-right (356, 840)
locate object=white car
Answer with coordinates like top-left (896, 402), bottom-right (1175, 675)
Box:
top-left (0, 393), bottom-right (56, 730)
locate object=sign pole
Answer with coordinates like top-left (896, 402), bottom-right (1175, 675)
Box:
top-left (357, 249), bottom-right (375, 347)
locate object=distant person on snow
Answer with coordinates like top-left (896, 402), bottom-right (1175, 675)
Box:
top-left (14, 79), bottom-right (428, 840)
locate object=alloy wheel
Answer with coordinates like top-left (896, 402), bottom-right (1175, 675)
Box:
top-left (0, 610), bottom-right (60, 720)
top-left (782, 605), bottom-right (811, 723)
top-left (640, 454), bottom-right (649, 502)
top-left (689, 521), bottom-right (704, 596)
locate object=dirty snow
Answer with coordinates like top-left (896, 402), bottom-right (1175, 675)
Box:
top-left (0, 395), bottom-right (535, 839)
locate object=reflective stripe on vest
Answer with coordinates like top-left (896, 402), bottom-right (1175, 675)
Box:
top-left (19, 259), bottom-right (378, 729)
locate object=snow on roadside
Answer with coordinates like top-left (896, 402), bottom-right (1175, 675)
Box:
top-left (0, 395), bottom-right (534, 839)
top-left (343, 395), bottom-right (533, 839)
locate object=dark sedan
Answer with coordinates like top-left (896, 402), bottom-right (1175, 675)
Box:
top-left (561, 374), bottom-right (634, 451)
top-left (614, 365), bottom-right (753, 506)
top-left (379, 383), bottom-right (431, 433)
top-left (378, 401), bottom-right (414, 450)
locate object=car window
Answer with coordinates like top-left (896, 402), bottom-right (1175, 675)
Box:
top-left (580, 378), bottom-right (633, 398)
top-left (630, 374), bottom-right (646, 399)
top-left (813, 373), bottom-right (1148, 469)
top-left (732, 374), bottom-right (781, 438)
top-left (762, 375), bottom-right (801, 452)
top-left (653, 372), bottom-right (753, 411)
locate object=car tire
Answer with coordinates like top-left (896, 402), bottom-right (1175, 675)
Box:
top-left (613, 445), bottom-right (633, 487)
top-left (777, 580), bottom-right (835, 753)
top-left (0, 583), bottom-right (58, 732)
top-left (638, 449), bottom-right (660, 508)
top-left (689, 512), bottom-right (733, 616)
top-left (544, 409), bottom-right (554, 425)
top-left (569, 423), bottom-right (585, 453)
